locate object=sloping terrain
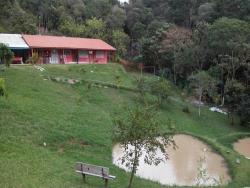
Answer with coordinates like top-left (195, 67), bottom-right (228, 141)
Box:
top-left (0, 64), bottom-right (249, 188)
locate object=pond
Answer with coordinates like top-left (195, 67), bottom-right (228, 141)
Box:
top-left (233, 138), bottom-right (250, 159)
top-left (112, 134), bottom-right (231, 186)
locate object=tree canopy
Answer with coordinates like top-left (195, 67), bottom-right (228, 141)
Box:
top-left (0, 0), bottom-right (249, 126)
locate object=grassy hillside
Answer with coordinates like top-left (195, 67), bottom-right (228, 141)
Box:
top-left (0, 64), bottom-right (250, 188)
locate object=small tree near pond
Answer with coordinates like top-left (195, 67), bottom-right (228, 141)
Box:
top-left (196, 155), bottom-right (223, 186)
top-left (113, 104), bottom-right (175, 188)
top-left (188, 71), bottom-right (217, 117)
top-left (0, 43), bottom-right (14, 67)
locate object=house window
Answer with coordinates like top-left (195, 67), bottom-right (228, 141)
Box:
top-left (96, 51), bottom-right (105, 58)
top-left (64, 50), bottom-right (71, 56)
top-left (79, 50), bottom-right (88, 58)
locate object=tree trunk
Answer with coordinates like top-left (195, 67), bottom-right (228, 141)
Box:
top-left (231, 110), bottom-right (235, 125)
top-left (173, 48), bottom-right (177, 85)
top-left (128, 146), bottom-right (138, 188)
top-left (220, 68), bottom-right (225, 106)
top-left (157, 95), bottom-right (162, 107)
top-left (221, 96), bottom-right (225, 106)
top-left (128, 163), bottom-right (136, 188)
top-left (173, 61), bottom-right (176, 84)
top-left (231, 50), bottom-right (235, 80)
top-left (198, 88), bottom-right (203, 117)
top-left (3, 57), bottom-right (7, 67)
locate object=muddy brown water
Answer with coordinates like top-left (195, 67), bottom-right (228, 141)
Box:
top-left (234, 138), bottom-right (250, 159)
top-left (112, 134), bottom-right (231, 186)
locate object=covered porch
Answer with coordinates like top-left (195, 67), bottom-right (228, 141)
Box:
top-left (31, 48), bottom-right (115, 64)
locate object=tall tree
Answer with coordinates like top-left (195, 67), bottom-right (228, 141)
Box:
top-left (188, 71), bottom-right (217, 116)
top-left (198, 2), bottom-right (216, 23)
top-left (106, 5), bottom-right (126, 30)
top-left (237, 90), bottom-right (250, 127)
top-left (213, 0), bottom-right (250, 21)
top-left (224, 79), bottom-right (245, 125)
top-left (0, 0), bottom-right (37, 34)
top-left (84, 17), bottom-right (107, 40)
top-left (167, 0), bottom-right (207, 28)
top-left (85, 0), bottom-right (112, 19)
top-left (111, 30), bottom-right (130, 58)
top-left (161, 26), bottom-right (192, 84)
top-left (208, 18), bottom-right (250, 104)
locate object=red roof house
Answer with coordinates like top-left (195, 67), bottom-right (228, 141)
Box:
top-left (22, 35), bottom-right (116, 64)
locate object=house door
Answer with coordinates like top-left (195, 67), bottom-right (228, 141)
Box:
top-left (50, 49), bottom-right (59, 64)
top-left (89, 51), bottom-right (94, 63)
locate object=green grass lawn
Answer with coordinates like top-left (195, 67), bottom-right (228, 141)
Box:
top-left (0, 64), bottom-right (250, 188)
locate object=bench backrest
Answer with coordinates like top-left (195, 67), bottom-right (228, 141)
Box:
top-left (76, 162), bottom-right (109, 178)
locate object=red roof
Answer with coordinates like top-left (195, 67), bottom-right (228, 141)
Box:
top-left (22, 35), bottom-right (116, 51)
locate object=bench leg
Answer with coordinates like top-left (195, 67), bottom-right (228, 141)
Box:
top-left (82, 173), bottom-right (86, 183)
top-left (104, 179), bottom-right (108, 188)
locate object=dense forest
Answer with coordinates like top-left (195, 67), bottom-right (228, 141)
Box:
top-left (0, 0), bottom-right (249, 126)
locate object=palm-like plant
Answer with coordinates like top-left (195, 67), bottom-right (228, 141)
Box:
top-left (0, 43), bottom-right (14, 67)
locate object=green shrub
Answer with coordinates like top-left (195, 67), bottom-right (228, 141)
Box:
top-left (79, 67), bottom-right (86, 73)
top-left (150, 78), bottom-right (171, 106)
top-left (0, 78), bottom-right (7, 97)
top-left (182, 106), bottom-right (190, 114)
top-left (115, 75), bottom-right (122, 85)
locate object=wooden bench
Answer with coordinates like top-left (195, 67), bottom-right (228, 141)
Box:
top-left (75, 162), bottom-right (116, 187)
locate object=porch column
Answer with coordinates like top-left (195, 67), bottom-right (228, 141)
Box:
top-left (113, 51), bottom-right (116, 62)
